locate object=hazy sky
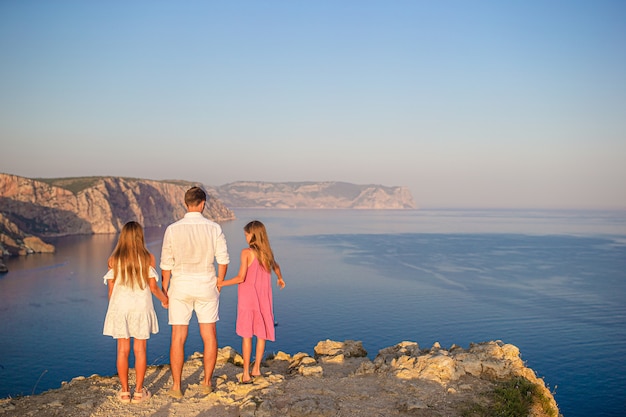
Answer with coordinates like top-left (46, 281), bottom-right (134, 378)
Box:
top-left (1, 1), bottom-right (625, 209)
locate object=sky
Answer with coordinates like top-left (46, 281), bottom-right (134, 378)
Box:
top-left (1, 1), bottom-right (625, 209)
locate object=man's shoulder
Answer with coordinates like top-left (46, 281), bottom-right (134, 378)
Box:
top-left (170, 213), bottom-right (219, 227)
top-left (165, 217), bottom-right (187, 229)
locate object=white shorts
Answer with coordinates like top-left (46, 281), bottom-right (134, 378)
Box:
top-left (168, 277), bottom-right (220, 325)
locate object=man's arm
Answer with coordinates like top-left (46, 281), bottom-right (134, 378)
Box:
top-left (160, 227), bottom-right (174, 294)
top-left (214, 225), bottom-right (229, 289)
top-left (214, 228), bottom-right (230, 266)
top-left (162, 269), bottom-right (172, 295)
top-left (216, 263), bottom-right (228, 289)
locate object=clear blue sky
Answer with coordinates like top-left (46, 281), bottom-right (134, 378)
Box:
top-left (1, 1), bottom-right (625, 209)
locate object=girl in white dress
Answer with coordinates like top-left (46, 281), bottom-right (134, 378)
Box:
top-left (103, 221), bottom-right (168, 403)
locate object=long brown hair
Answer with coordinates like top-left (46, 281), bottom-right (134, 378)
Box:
top-left (244, 220), bottom-right (275, 272)
top-left (109, 221), bottom-right (152, 289)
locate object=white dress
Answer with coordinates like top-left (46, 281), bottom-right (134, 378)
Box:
top-left (103, 266), bottom-right (160, 339)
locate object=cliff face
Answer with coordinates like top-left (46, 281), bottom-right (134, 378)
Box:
top-left (0, 174), bottom-right (235, 256)
top-left (210, 181), bottom-right (417, 209)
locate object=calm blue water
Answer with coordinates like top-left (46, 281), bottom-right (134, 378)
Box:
top-left (1, 209), bottom-right (625, 417)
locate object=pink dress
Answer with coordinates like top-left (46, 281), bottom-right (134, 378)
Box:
top-left (236, 258), bottom-right (275, 341)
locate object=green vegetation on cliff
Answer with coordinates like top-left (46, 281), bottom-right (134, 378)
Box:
top-left (35, 176), bottom-right (198, 195)
top-left (461, 376), bottom-right (558, 417)
top-left (35, 176), bottom-right (102, 194)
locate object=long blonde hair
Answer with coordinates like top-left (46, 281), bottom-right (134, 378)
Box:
top-left (244, 220), bottom-right (276, 272)
top-left (109, 221), bottom-right (151, 289)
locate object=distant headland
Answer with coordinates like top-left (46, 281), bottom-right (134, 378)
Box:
top-left (208, 180), bottom-right (416, 209)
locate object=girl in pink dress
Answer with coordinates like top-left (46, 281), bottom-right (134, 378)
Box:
top-left (103, 221), bottom-right (169, 403)
top-left (219, 220), bottom-right (285, 383)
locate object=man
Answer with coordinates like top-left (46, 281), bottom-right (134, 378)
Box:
top-left (160, 186), bottom-right (230, 398)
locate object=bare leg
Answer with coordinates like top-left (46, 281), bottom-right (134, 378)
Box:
top-left (116, 338), bottom-right (131, 392)
top-left (199, 323), bottom-right (218, 387)
top-left (170, 325), bottom-right (188, 392)
top-left (133, 338), bottom-right (147, 392)
top-left (241, 337), bottom-right (253, 382)
top-left (252, 338), bottom-right (266, 376)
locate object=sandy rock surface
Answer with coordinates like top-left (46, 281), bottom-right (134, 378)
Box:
top-left (0, 340), bottom-right (560, 417)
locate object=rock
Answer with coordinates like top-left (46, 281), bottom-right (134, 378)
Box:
top-left (400, 398), bottom-right (428, 411)
top-left (287, 353), bottom-right (323, 377)
top-left (353, 360), bottom-right (376, 375)
top-left (76, 401), bottom-right (93, 409)
top-left (375, 340), bottom-right (421, 365)
top-left (0, 261), bottom-right (7, 273)
top-left (298, 365), bottom-right (323, 377)
top-left (457, 341), bottom-right (526, 380)
top-left (366, 336), bottom-right (561, 417)
top-left (272, 351), bottom-right (291, 361)
top-left (395, 353), bottom-right (458, 384)
top-left (288, 396), bottom-right (337, 416)
top-left (217, 346), bottom-right (244, 366)
top-left (23, 236), bottom-right (55, 253)
top-left (320, 354), bottom-right (345, 363)
top-left (0, 340), bottom-right (561, 417)
top-left (314, 339), bottom-right (367, 358)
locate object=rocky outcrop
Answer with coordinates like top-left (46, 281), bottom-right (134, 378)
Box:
top-left (0, 339), bottom-right (560, 417)
top-left (0, 174), bottom-right (235, 259)
top-left (210, 181), bottom-right (417, 209)
top-left (22, 237), bottom-right (56, 254)
top-left (0, 212), bottom-right (55, 272)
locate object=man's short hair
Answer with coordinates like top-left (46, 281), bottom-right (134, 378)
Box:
top-left (185, 186), bottom-right (207, 207)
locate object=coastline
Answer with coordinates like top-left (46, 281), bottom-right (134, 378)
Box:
top-left (0, 339), bottom-right (560, 417)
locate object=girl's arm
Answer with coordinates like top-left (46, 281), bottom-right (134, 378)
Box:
top-left (148, 253), bottom-right (168, 307)
top-left (219, 248), bottom-right (252, 287)
top-left (106, 257), bottom-right (115, 299)
top-left (149, 278), bottom-right (168, 307)
top-left (107, 280), bottom-right (115, 299)
top-left (273, 261), bottom-right (285, 289)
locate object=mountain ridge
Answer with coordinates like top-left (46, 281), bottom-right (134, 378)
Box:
top-left (209, 180), bottom-right (416, 209)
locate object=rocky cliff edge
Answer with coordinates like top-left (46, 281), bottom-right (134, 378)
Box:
top-left (0, 339), bottom-right (560, 417)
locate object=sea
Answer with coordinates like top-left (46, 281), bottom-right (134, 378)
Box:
top-left (0, 208), bottom-right (625, 416)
